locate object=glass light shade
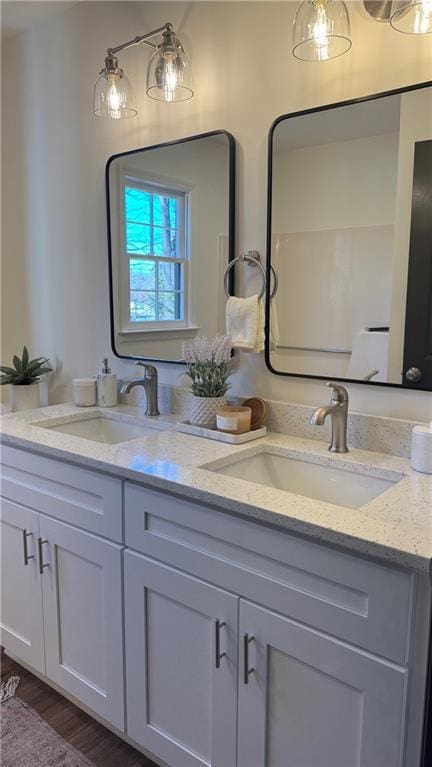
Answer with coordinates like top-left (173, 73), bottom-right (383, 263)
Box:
top-left (146, 44), bottom-right (193, 102)
top-left (390, 0), bottom-right (432, 32)
top-left (93, 70), bottom-right (137, 119)
top-left (292, 0), bottom-right (352, 61)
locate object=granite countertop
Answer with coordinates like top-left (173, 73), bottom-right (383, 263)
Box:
top-left (1, 404), bottom-right (431, 574)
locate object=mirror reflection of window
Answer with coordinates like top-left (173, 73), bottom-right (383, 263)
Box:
top-left (123, 182), bottom-right (187, 326)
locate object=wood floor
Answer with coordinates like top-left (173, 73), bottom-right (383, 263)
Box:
top-left (1, 653), bottom-right (157, 767)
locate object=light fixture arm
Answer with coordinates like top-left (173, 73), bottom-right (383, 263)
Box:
top-left (106, 22), bottom-right (174, 57)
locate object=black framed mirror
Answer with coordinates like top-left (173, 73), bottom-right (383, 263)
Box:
top-left (107, 130), bottom-right (235, 363)
top-left (265, 82), bottom-right (432, 390)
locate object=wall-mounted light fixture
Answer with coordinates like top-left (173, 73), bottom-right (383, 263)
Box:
top-left (365, 0), bottom-right (432, 32)
top-left (292, 0), bottom-right (352, 61)
top-left (391, 0), bottom-right (432, 33)
top-left (293, 0), bottom-right (431, 63)
top-left (93, 22), bottom-right (193, 119)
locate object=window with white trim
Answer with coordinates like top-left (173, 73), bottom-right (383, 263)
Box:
top-left (122, 177), bottom-right (188, 328)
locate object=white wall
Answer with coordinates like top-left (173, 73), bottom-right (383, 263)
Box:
top-left (2, 1), bottom-right (432, 420)
top-left (273, 134), bottom-right (399, 232)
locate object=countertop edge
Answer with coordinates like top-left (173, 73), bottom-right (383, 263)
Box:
top-left (1, 431), bottom-right (430, 576)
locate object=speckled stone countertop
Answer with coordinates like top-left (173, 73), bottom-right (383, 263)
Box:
top-left (1, 404), bottom-right (431, 574)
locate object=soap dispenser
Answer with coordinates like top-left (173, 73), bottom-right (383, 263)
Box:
top-left (97, 358), bottom-right (117, 407)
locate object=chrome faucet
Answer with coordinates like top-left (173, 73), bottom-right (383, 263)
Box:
top-left (309, 382), bottom-right (349, 453)
top-left (120, 363), bottom-right (160, 416)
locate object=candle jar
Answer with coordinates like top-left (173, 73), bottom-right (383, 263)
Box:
top-left (73, 378), bottom-right (97, 407)
top-left (216, 405), bottom-right (252, 435)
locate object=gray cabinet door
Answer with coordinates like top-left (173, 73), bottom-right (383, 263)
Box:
top-left (124, 551), bottom-right (238, 767)
top-left (0, 499), bottom-right (45, 673)
top-left (40, 516), bottom-right (125, 730)
top-left (238, 600), bottom-right (407, 767)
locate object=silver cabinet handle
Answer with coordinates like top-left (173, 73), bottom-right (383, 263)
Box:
top-left (38, 538), bottom-right (49, 575)
top-left (243, 633), bottom-right (255, 684)
top-left (22, 529), bottom-right (34, 566)
top-left (215, 620), bottom-right (226, 669)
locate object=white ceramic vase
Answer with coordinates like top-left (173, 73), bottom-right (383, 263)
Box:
top-left (189, 395), bottom-right (226, 429)
top-left (10, 382), bottom-right (40, 412)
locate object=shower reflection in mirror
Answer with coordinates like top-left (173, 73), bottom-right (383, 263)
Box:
top-left (267, 83), bottom-right (432, 390)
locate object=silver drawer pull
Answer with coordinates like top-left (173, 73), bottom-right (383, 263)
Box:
top-left (243, 633), bottom-right (255, 684)
top-left (215, 620), bottom-right (226, 669)
top-left (38, 538), bottom-right (49, 575)
top-left (22, 529), bottom-right (34, 566)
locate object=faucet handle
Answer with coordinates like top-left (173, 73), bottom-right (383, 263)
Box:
top-left (135, 362), bottom-right (158, 377)
top-left (326, 381), bottom-right (349, 403)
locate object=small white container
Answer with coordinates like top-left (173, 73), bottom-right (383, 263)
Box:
top-left (411, 422), bottom-right (432, 474)
top-left (73, 378), bottom-right (97, 407)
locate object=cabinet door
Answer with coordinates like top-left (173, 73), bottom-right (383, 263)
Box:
top-left (124, 551), bottom-right (238, 767)
top-left (238, 600), bottom-right (407, 767)
top-left (39, 516), bottom-right (124, 730)
top-left (0, 499), bottom-right (45, 673)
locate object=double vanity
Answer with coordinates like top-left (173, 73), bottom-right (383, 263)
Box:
top-left (1, 403), bottom-right (431, 767)
top-left (2, 1), bottom-right (432, 763)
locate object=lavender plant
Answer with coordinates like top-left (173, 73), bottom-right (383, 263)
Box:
top-left (183, 336), bottom-right (232, 398)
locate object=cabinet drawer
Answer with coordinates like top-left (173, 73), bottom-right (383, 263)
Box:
top-left (1, 445), bottom-right (122, 542)
top-left (125, 482), bottom-right (414, 664)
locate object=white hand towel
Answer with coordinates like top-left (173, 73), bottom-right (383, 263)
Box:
top-left (226, 295), bottom-right (263, 351)
top-left (269, 300), bottom-right (280, 351)
top-left (254, 298), bottom-right (265, 353)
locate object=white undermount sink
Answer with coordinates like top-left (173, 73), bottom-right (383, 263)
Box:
top-left (210, 450), bottom-right (400, 509)
top-left (38, 414), bottom-right (171, 444)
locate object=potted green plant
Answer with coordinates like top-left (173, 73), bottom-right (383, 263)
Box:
top-left (1, 346), bottom-right (52, 412)
top-left (182, 335), bottom-right (232, 428)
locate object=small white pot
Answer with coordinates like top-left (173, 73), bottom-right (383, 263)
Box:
top-left (189, 395), bottom-right (226, 429)
top-left (10, 382), bottom-right (40, 412)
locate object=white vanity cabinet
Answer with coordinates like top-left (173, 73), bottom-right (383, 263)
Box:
top-left (124, 482), bottom-right (423, 767)
top-left (0, 446), bottom-right (125, 731)
top-left (123, 542), bottom-right (409, 767)
top-left (0, 445), bottom-right (429, 767)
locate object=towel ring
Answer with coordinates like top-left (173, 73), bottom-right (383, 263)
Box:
top-left (269, 265), bottom-right (278, 300)
top-left (224, 251), bottom-right (278, 301)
